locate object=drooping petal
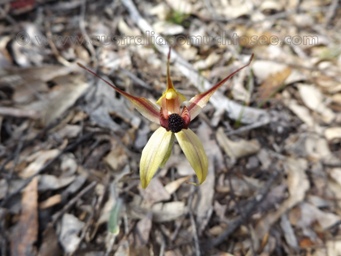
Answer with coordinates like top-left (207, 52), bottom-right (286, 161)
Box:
top-left (140, 127), bottom-right (175, 188)
top-left (187, 54), bottom-right (254, 120)
top-left (78, 63), bottom-right (160, 123)
top-left (156, 48), bottom-right (187, 114)
top-left (175, 129), bottom-right (208, 185)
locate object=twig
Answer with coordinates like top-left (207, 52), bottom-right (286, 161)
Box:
top-left (121, 0), bottom-right (270, 125)
top-left (0, 106), bottom-right (38, 119)
top-left (203, 170), bottom-right (280, 250)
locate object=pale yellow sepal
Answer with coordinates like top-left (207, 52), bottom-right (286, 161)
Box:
top-left (140, 127), bottom-right (175, 188)
top-left (175, 129), bottom-right (208, 185)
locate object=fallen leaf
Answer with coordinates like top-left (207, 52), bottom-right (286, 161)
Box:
top-left (164, 176), bottom-right (190, 195)
top-left (20, 149), bottom-right (60, 178)
top-left (38, 225), bottom-right (62, 256)
top-left (153, 21), bottom-right (184, 35)
top-left (280, 214), bottom-right (298, 249)
top-left (10, 177), bottom-right (38, 256)
top-left (291, 202), bottom-right (340, 231)
top-left (324, 127), bottom-right (341, 141)
top-left (38, 175), bottom-right (75, 191)
top-left (58, 213), bottom-right (85, 254)
top-left (326, 240), bottom-right (341, 256)
top-left (127, 201), bottom-right (187, 223)
top-left (298, 84), bottom-right (335, 123)
top-left (284, 97), bottom-right (316, 127)
top-left (140, 178), bottom-right (171, 206)
top-left (252, 60), bottom-right (305, 85)
top-left (216, 127), bottom-right (260, 163)
top-left (39, 194), bottom-right (62, 209)
top-left (258, 67), bottom-right (291, 106)
top-left (104, 141), bottom-right (129, 171)
top-left (193, 52), bottom-right (220, 70)
top-left (134, 214), bottom-right (152, 246)
top-left (152, 202), bottom-right (187, 222)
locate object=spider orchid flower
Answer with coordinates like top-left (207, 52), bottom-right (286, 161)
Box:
top-left (78, 49), bottom-right (253, 188)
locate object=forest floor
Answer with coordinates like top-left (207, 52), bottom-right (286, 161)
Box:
top-left (0, 0), bottom-right (341, 255)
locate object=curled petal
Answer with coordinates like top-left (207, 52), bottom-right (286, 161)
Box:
top-left (187, 54), bottom-right (254, 120)
top-left (78, 63), bottom-right (160, 123)
top-left (175, 129), bottom-right (208, 185)
top-left (140, 127), bottom-right (175, 188)
top-left (180, 106), bottom-right (191, 129)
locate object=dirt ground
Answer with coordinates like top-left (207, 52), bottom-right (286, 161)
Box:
top-left (0, 0), bottom-right (341, 255)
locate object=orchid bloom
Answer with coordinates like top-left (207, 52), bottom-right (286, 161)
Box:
top-left (78, 49), bottom-right (253, 188)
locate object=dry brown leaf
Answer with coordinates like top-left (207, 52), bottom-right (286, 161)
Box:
top-left (253, 61), bottom-right (305, 85)
top-left (104, 141), bottom-right (129, 172)
top-left (284, 97), bottom-right (316, 127)
top-left (153, 21), bottom-right (184, 35)
top-left (216, 127), bottom-right (260, 163)
top-left (217, 176), bottom-right (263, 196)
top-left (38, 225), bottom-right (61, 256)
top-left (324, 127), bottom-right (341, 141)
top-left (298, 84), bottom-right (335, 123)
top-left (38, 175), bottom-right (75, 191)
top-left (134, 214), bottom-right (152, 246)
top-left (20, 149), bottom-right (60, 178)
top-left (258, 67), bottom-right (291, 105)
top-left (280, 214), bottom-right (298, 249)
top-left (140, 178), bottom-right (171, 206)
top-left (260, 1), bottom-right (283, 13)
top-left (193, 52), bottom-right (220, 70)
top-left (39, 194), bottom-right (62, 209)
top-left (326, 240), bottom-right (341, 256)
top-left (10, 177), bottom-right (38, 256)
top-left (152, 202), bottom-right (187, 222)
top-left (290, 202), bottom-right (340, 231)
top-left (55, 124), bottom-right (82, 139)
top-left (128, 201), bottom-right (187, 223)
top-left (328, 168), bottom-right (341, 186)
top-left (164, 176), bottom-right (191, 195)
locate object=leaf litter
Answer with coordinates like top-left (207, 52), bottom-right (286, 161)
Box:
top-left (0, 0), bottom-right (341, 255)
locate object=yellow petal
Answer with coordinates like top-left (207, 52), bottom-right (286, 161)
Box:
top-left (187, 54), bottom-right (254, 120)
top-left (175, 129), bottom-right (208, 185)
top-left (140, 127), bottom-right (175, 188)
top-left (78, 63), bottom-right (160, 123)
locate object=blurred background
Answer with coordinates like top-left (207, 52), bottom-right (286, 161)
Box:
top-left (0, 0), bottom-right (341, 255)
